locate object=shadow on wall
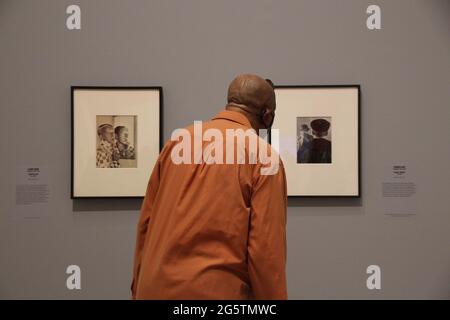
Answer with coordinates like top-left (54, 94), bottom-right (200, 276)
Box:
top-left (72, 196), bottom-right (362, 212)
top-left (72, 198), bottom-right (143, 212)
top-left (288, 197), bottom-right (362, 208)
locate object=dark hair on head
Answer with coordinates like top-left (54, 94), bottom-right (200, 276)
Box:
top-left (97, 123), bottom-right (113, 136)
top-left (301, 124), bottom-right (310, 131)
top-left (114, 126), bottom-right (126, 135)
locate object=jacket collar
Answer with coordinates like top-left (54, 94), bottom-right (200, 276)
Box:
top-left (211, 109), bottom-right (252, 128)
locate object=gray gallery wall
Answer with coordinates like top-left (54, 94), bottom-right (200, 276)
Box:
top-left (0, 0), bottom-right (449, 299)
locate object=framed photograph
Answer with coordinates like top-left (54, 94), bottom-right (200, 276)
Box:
top-left (272, 85), bottom-right (360, 197)
top-left (71, 86), bottom-right (163, 198)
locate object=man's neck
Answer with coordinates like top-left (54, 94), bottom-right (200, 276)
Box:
top-left (225, 104), bottom-right (260, 131)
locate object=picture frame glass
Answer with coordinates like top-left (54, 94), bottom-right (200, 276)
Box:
top-left (72, 88), bottom-right (162, 198)
top-left (272, 86), bottom-right (359, 197)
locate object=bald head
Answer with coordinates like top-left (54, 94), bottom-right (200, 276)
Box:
top-left (227, 74), bottom-right (275, 112)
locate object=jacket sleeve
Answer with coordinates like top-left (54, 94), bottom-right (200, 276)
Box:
top-left (247, 159), bottom-right (288, 299)
top-left (131, 157), bottom-right (161, 299)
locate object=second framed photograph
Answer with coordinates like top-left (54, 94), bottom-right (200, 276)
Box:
top-left (272, 85), bottom-right (360, 197)
top-left (71, 86), bottom-right (163, 198)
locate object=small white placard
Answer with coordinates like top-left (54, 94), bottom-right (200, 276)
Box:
top-left (15, 166), bottom-right (50, 219)
top-left (382, 163), bottom-right (417, 217)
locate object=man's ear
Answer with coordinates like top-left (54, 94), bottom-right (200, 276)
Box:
top-left (262, 108), bottom-right (272, 124)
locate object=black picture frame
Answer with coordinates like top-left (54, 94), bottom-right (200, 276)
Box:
top-left (270, 84), bottom-right (361, 198)
top-left (71, 86), bottom-right (164, 199)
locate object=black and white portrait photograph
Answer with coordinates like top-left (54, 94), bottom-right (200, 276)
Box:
top-left (96, 115), bottom-right (137, 168)
top-left (297, 117), bottom-right (332, 164)
top-left (272, 85), bottom-right (359, 197)
top-left (72, 87), bottom-right (162, 198)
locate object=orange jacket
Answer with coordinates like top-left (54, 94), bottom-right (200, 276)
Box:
top-left (131, 110), bottom-right (287, 299)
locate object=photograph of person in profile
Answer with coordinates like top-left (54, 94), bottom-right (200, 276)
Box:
top-left (96, 115), bottom-right (137, 168)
